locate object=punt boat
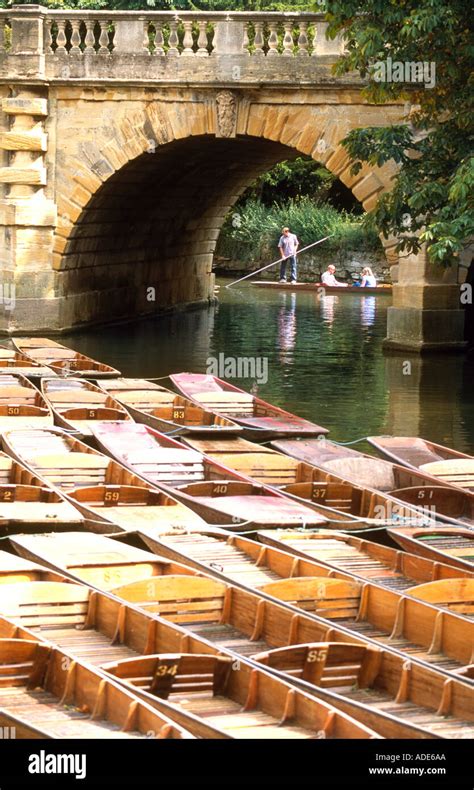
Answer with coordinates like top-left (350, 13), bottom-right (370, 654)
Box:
top-left (41, 378), bottom-right (133, 437)
top-left (404, 579), bottom-right (474, 619)
top-left (138, 529), bottom-right (473, 678)
top-left (181, 436), bottom-right (436, 531)
top-left (12, 337), bottom-right (121, 378)
top-left (387, 527), bottom-right (474, 572)
top-left (251, 281), bottom-right (392, 295)
top-left (368, 436), bottom-right (474, 493)
top-left (257, 529), bottom-right (473, 591)
top-left (0, 347), bottom-right (55, 378)
top-left (102, 652), bottom-right (379, 739)
top-left (1, 428), bottom-right (207, 534)
top-left (0, 551), bottom-right (65, 584)
top-left (91, 422), bottom-right (330, 530)
top-left (271, 437), bottom-right (474, 528)
top-left (170, 373), bottom-right (328, 440)
top-left (0, 449), bottom-right (83, 534)
top-left (7, 531), bottom-right (201, 591)
top-left (0, 638), bottom-right (191, 738)
top-left (0, 373), bottom-right (52, 430)
top-left (98, 378), bottom-right (241, 436)
top-left (3, 549), bottom-right (471, 738)
top-left (253, 641), bottom-right (473, 739)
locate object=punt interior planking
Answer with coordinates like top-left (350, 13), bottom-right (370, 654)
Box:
top-left (0, 373), bottom-right (53, 430)
top-left (170, 373), bottom-right (328, 440)
top-left (0, 550), bottom-right (65, 584)
top-left (137, 530), bottom-right (474, 678)
top-left (0, 579), bottom-right (379, 739)
top-left (0, 639), bottom-right (191, 738)
top-left (91, 422), bottom-right (329, 530)
top-left (12, 337), bottom-right (121, 378)
top-left (404, 579), bottom-right (474, 619)
top-left (41, 378), bottom-right (133, 438)
top-left (0, 347), bottom-right (55, 378)
top-left (257, 529), bottom-right (474, 592)
top-left (271, 437), bottom-right (474, 529)
top-left (2, 546), bottom-right (473, 739)
top-left (1, 428), bottom-right (207, 534)
top-left (181, 435), bottom-right (436, 531)
top-left (7, 531), bottom-right (202, 591)
top-left (368, 436), bottom-right (474, 493)
top-left (0, 450), bottom-right (83, 534)
top-left (98, 378), bottom-right (241, 436)
top-left (102, 651), bottom-right (380, 739)
top-left (387, 527), bottom-right (474, 572)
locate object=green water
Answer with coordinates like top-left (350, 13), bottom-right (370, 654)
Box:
top-left (63, 277), bottom-right (474, 455)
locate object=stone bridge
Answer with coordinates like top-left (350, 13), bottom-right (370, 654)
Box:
top-left (0, 6), bottom-right (465, 350)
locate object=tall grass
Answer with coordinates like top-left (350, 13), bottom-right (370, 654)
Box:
top-left (217, 197), bottom-right (382, 263)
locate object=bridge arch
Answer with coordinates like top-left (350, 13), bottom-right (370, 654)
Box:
top-left (54, 98), bottom-right (400, 328)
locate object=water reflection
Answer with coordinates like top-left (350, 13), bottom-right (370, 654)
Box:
top-left (277, 292), bottom-right (297, 365)
top-left (60, 277), bottom-right (474, 453)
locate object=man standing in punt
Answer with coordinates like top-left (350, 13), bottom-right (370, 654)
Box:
top-left (278, 227), bottom-right (299, 283)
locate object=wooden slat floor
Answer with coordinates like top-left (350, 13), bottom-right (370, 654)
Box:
top-left (343, 687), bottom-right (473, 737)
top-left (0, 688), bottom-right (143, 738)
top-left (29, 626), bottom-right (138, 666)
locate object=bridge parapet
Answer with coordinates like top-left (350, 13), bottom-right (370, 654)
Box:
top-left (0, 6), bottom-right (350, 84)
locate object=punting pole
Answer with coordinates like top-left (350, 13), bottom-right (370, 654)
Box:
top-left (225, 234), bottom-right (334, 288)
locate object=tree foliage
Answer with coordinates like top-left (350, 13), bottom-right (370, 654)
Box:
top-left (324, 0), bottom-right (473, 265)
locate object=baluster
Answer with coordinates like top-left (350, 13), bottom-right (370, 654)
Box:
top-left (196, 19), bottom-right (208, 56)
top-left (84, 20), bottom-right (95, 53)
top-left (142, 21), bottom-right (150, 54)
top-left (56, 20), bottom-right (67, 53)
top-left (168, 19), bottom-right (179, 56)
top-left (98, 21), bottom-right (109, 54)
top-left (154, 22), bottom-right (164, 56)
top-left (282, 21), bottom-right (294, 56)
top-left (298, 21), bottom-right (309, 56)
top-left (44, 20), bottom-right (53, 53)
top-left (242, 22), bottom-right (250, 54)
top-left (267, 22), bottom-right (279, 57)
top-left (253, 21), bottom-right (264, 56)
top-left (181, 20), bottom-right (194, 56)
top-left (70, 19), bottom-right (81, 53)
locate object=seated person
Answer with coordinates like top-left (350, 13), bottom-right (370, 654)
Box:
top-left (321, 265), bottom-right (347, 287)
top-left (360, 266), bottom-right (377, 287)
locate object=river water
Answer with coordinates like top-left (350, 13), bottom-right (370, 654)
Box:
top-left (64, 277), bottom-right (474, 455)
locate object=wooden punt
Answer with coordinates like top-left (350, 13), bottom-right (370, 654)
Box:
top-left (0, 347), bottom-right (55, 378)
top-left (98, 378), bottom-right (241, 436)
top-left (0, 551), bottom-right (65, 584)
top-left (387, 527), bottom-right (474, 572)
top-left (368, 436), bottom-right (474, 492)
top-left (182, 436), bottom-right (436, 531)
top-left (271, 437), bottom-right (474, 529)
top-left (139, 529), bottom-right (474, 677)
top-left (1, 560), bottom-right (470, 739)
top-left (1, 427), bottom-right (207, 534)
top-left (41, 377), bottom-right (133, 438)
top-left (170, 373), bottom-right (328, 440)
top-left (8, 531), bottom-right (201, 591)
top-left (253, 642), bottom-right (474, 740)
top-left (251, 282), bottom-right (392, 295)
top-left (0, 638), bottom-right (191, 738)
top-left (0, 373), bottom-right (53, 430)
top-left (0, 450), bottom-right (83, 534)
top-left (257, 529), bottom-right (473, 592)
top-left (405, 579), bottom-right (474, 619)
top-left (12, 337), bottom-right (121, 378)
top-left (91, 422), bottom-right (329, 530)
top-left (102, 652), bottom-right (379, 739)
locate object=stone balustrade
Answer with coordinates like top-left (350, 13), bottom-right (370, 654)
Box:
top-left (0, 6), bottom-right (348, 83)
